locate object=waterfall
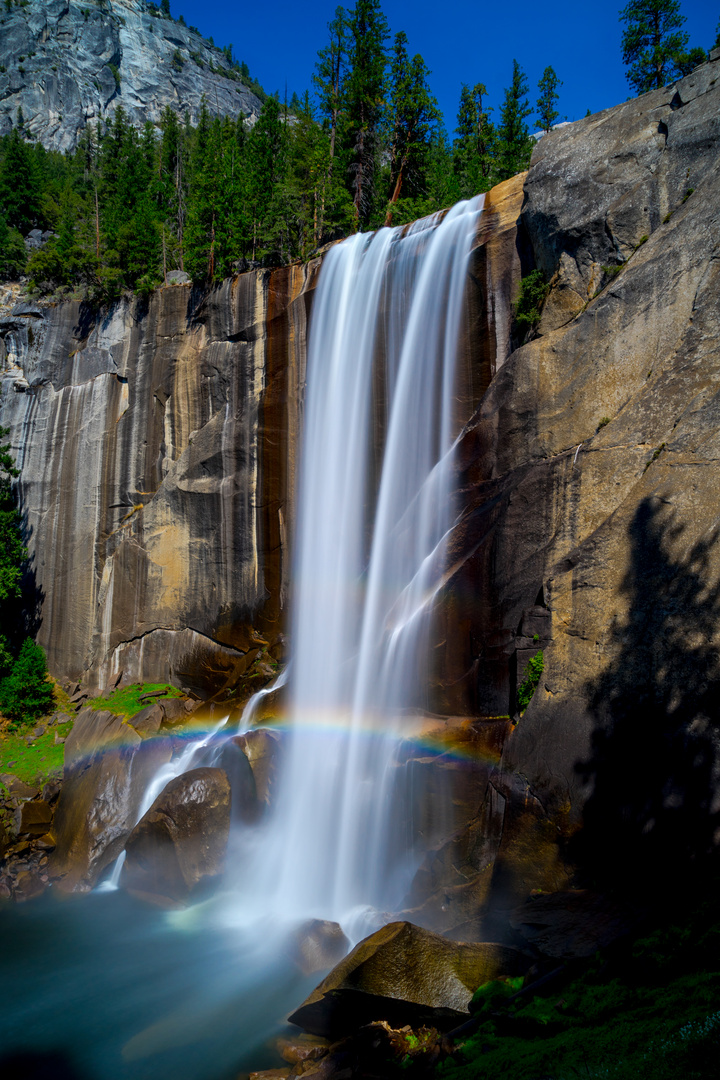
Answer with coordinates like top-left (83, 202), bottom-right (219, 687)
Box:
top-left (111, 195), bottom-right (485, 936)
top-left (231, 195), bottom-right (485, 930)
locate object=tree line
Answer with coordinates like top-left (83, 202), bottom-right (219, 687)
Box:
top-left (0, 0), bottom-right (555, 296)
top-left (0, 0), bottom-right (717, 297)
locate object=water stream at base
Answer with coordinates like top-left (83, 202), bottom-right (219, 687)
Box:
top-left (0, 196), bottom-right (486, 1080)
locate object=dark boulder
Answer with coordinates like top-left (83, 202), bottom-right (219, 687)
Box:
top-left (288, 920), bottom-right (531, 1037)
top-left (121, 767), bottom-right (231, 905)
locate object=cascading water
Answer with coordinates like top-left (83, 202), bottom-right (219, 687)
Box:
top-left (242, 194), bottom-right (486, 929)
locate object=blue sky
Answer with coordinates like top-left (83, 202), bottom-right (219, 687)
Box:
top-left (172, 0), bottom-right (718, 132)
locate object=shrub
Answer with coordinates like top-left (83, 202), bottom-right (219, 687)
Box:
top-left (514, 269), bottom-right (549, 336)
top-left (517, 649), bottom-right (544, 713)
top-left (0, 638), bottom-right (55, 727)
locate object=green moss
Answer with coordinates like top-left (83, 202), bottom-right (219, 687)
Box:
top-left (90, 682), bottom-right (182, 718)
top-left (0, 718), bottom-right (73, 786)
top-left (517, 650), bottom-right (543, 713)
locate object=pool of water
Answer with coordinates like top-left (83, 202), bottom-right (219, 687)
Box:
top-left (0, 889), bottom-right (318, 1080)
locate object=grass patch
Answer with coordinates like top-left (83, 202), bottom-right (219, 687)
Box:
top-left (90, 682), bottom-right (183, 718)
top-left (0, 718), bottom-right (73, 787)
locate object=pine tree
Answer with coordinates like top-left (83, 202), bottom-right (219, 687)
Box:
top-left (0, 128), bottom-right (43, 232)
top-left (453, 82), bottom-right (494, 198)
top-left (383, 33), bottom-right (439, 224)
top-left (620, 0), bottom-right (690, 92)
top-left (344, 0), bottom-right (389, 227)
top-left (313, 6), bottom-right (348, 175)
top-left (494, 60), bottom-right (533, 183)
top-left (536, 66), bottom-right (562, 133)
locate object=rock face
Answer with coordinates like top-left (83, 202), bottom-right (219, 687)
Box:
top-left (120, 766), bottom-right (231, 904)
top-left (0, 264), bottom-right (316, 692)
top-left (50, 705), bottom-right (172, 891)
top-left (288, 920), bottom-right (530, 1037)
top-left (0, 0), bottom-right (263, 151)
top-left (433, 53), bottom-right (720, 910)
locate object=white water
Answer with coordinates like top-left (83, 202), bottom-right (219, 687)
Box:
top-left (112, 195), bottom-right (485, 938)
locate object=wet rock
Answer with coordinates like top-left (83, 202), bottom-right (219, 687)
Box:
top-left (277, 1033), bottom-right (330, 1067)
top-left (233, 728), bottom-right (281, 814)
top-left (50, 707), bottom-right (172, 892)
top-left (121, 767), bottom-right (231, 905)
top-left (288, 920), bottom-right (532, 1037)
top-left (287, 920), bottom-right (350, 976)
top-left (248, 1070), bottom-right (291, 1080)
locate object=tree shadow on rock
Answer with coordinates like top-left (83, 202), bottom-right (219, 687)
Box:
top-left (573, 496), bottom-right (720, 898)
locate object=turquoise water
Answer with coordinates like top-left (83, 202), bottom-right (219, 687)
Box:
top-left (0, 890), bottom-right (316, 1079)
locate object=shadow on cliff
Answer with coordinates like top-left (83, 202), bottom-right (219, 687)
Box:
top-left (573, 496), bottom-right (720, 897)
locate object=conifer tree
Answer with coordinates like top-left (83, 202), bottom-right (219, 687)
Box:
top-left (384, 32), bottom-right (439, 224)
top-left (494, 60), bottom-right (533, 182)
top-left (453, 82), bottom-right (494, 198)
top-left (344, 0), bottom-right (389, 227)
top-left (620, 0), bottom-right (691, 92)
top-left (536, 66), bottom-right (562, 133)
top-left (313, 6), bottom-right (348, 175)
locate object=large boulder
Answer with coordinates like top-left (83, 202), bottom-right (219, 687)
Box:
top-left (288, 920), bottom-right (531, 1037)
top-left (49, 707), bottom-right (172, 892)
top-left (120, 767), bottom-right (231, 905)
top-left (219, 728), bottom-right (281, 822)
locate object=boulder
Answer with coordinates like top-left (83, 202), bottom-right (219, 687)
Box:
top-left (219, 728), bottom-right (281, 822)
top-left (287, 920), bottom-right (350, 976)
top-left (13, 800), bottom-right (53, 838)
top-left (49, 707), bottom-right (172, 892)
top-left (288, 921), bottom-right (531, 1037)
top-left (120, 767), bottom-right (231, 905)
top-left (0, 774), bottom-right (39, 800)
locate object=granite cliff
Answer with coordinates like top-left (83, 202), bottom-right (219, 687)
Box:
top-left (1, 51), bottom-right (720, 917)
top-left (0, 0), bottom-right (263, 151)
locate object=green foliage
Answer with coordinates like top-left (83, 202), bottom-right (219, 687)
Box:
top-left (0, 716), bottom-right (73, 785)
top-left (493, 59), bottom-right (533, 182)
top-left (513, 269), bottom-right (549, 336)
top-left (598, 415), bottom-right (612, 428)
top-left (440, 898), bottom-right (720, 1080)
top-left (91, 682), bottom-right (183, 717)
top-left (0, 638), bottom-right (55, 727)
top-left (0, 214), bottom-right (27, 278)
top-left (536, 65), bottom-right (562, 132)
top-left (620, 0), bottom-right (694, 93)
top-left (453, 82), bottom-right (494, 198)
top-left (517, 649), bottom-right (543, 712)
top-left (108, 62), bottom-right (121, 89)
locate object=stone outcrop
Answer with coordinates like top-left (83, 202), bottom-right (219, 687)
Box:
top-left (120, 766), bottom-right (231, 904)
top-left (288, 920), bottom-right (531, 1037)
top-left (0, 263), bottom-right (316, 692)
top-left (50, 705), bottom-right (172, 891)
top-left (0, 0), bottom-right (263, 151)
top-left (432, 52), bottom-right (720, 912)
